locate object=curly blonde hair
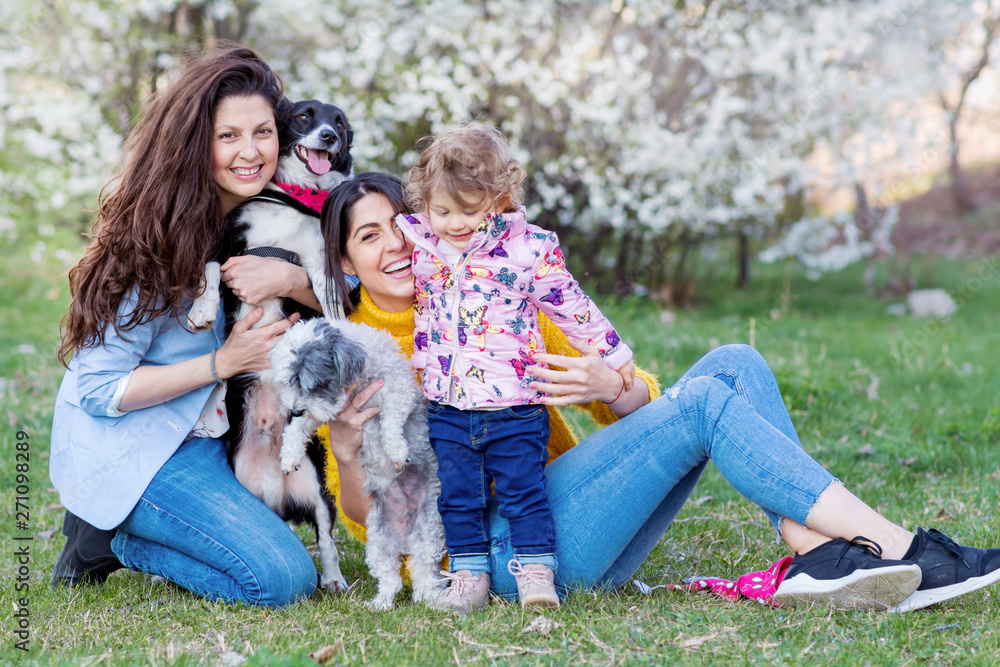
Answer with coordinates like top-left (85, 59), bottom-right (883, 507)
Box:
top-left (405, 122), bottom-right (525, 213)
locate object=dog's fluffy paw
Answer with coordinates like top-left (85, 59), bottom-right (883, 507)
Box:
top-left (187, 262), bottom-right (221, 331)
top-left (364, 594), bottom-right (395, 611)
top-left (279, 436), bottom-right (306, 475)
top-left (187, 291), bottom-right (220, 330)
top-left (279, 457), bottom-right (303, 475)
top-left (321, 573), bottom-right (349, 594)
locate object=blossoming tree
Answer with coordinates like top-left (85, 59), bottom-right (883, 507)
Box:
top-left (2, 0), bottom-right (989, 298)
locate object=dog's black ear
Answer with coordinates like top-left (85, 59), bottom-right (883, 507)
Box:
top-left (288, 322), bottom-right (366, 396)
top-left (339, 127), bottom-right (354, 175)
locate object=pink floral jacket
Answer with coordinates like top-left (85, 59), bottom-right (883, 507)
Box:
top-left (396, 207), bottom-right (633, 409)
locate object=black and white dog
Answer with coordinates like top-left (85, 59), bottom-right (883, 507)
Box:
top-left (219, 99), bottom-right (354, 592)
top-left (271, 318), bottom-right (446, 610)
top-left (229, 98), bottom-right (352, 323)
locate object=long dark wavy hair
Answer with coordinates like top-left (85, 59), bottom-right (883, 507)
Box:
top-left (319, 172), bottom-right (410, 315)
top-left (58, 45), bottom-right (285, 365)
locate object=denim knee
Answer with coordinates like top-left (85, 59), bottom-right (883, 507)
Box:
top-left (704, 343), bottom-right (767, 373)
top-left (667, 375), bottom-right (752, 453)
top-left (113, 531), bottom-right (317, 608)
top-left (666, 373), bottom-right (732, 411)
top-left (253, 543), bottom-right (318, 607)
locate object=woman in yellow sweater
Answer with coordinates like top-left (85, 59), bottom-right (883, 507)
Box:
top-left (225, 172), bottom-right (1000, 613)
top-left (318, 174), bottom-right (660, 542)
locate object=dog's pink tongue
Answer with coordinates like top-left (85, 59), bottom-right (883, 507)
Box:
top-left (306, 149), bottom-right (332, 175)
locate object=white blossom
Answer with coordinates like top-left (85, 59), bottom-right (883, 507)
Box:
top-left (1, 0), bottom-right (990, 283)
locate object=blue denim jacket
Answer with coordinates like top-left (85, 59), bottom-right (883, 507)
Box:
top-left (50, 289), bottom-right (226, 529)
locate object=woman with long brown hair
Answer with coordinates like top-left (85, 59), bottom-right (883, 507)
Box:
top-left (49, 45), bottom-right (318, 606)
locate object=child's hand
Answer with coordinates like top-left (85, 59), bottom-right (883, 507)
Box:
top-left (618, 360), bottom-right (636, 392)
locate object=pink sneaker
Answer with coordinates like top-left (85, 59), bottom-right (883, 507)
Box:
top-left (429, 570), bottom-right (491, 615)
top-left (508, 560), bottom-right (560, 609)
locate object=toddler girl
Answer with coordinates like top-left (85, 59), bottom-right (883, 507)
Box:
top-left (396, 123), bottom-right (634, 613)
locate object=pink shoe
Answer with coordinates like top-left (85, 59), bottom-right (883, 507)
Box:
top-left (508, 560), bottom-right (560, 609)
top-left (429, 570), bottom-right (491, 615)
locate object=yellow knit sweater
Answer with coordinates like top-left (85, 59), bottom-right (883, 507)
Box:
top-left (320, 287), bottom-right (662, 541)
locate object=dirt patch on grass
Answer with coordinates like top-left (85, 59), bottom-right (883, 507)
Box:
top-left (894, 165), bottom-right (1000, 258)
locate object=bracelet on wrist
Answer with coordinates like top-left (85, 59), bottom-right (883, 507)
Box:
top-left (210, 348), bottom-right (223, 384)
top-left (603, 373), bottom-right (626, 405)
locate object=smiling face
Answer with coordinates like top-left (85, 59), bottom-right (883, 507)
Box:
top-left (426, 189), bottom-right (498, 252)
top-left (213, 94), bottom-right (279, 215)
top-left (341, 192), bottom-right (416, 313)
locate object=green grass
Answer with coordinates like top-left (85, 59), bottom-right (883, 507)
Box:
top-left (2, 222), bottom-right (1000, 665)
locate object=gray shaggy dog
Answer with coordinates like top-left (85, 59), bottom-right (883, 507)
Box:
top-left (270, 317), bottom-right (446, 610)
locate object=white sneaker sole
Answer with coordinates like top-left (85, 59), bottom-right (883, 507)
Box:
top-left (890, 567), bottom-right (1000, 613)
top-left (773, 564), bottom-right (922, 611)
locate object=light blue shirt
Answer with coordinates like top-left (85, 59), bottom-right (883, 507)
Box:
top-left (50, 289), bottom-right (226, 529)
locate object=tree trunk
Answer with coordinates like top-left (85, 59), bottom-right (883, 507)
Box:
top-left (735, 229), bottom-right (750, 290)
top-left (940, 12), bottom-right (999, 216)
top-left (614, 229), bottom-right (633, 297)
top-left (585, 222), bottom-right (613, 289)
top-left (855, 182), bottom-right (874, 232)
top-left (949, 113), bottom-right (977, 215)
top-left (672, 229), bottom-right (693, 305)
top-left (855, 182), bottom-right (878, 294)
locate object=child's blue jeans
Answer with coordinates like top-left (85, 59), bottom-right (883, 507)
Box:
top-left (427, 402), bottom-right (556, 575)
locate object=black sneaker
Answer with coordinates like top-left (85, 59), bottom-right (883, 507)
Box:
top-left (51, 511), bottom-right (124, 587)
top-left (773, 536), bottom-right (921, 611)
top-left (890, 528), bottom-right (1000, 613)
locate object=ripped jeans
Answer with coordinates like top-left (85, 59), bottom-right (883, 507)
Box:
top-left (485, 344), bottom-right (837, 600)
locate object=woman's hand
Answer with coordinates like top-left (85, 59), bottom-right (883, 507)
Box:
top-left (214, 307), bottom-right (300, 378)
top-left (118, 307), bottom-right (299, 412)
top-left (325, 379), bottom-right (384, 463)
top-left (528, 342), bottom-right (624, 406)
top-left (221, 255), bottom-right (314, 307)
top-left (327, 378), bottom-right (384, 526)
top-left (528, 341), bottom-right (649, 417)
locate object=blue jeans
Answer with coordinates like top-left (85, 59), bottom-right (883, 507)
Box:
top-left (428, 402), bottom-right (555, 575)
top-left (486, 344), bottom-right (837, 600)
top-left (111, 437), bottom-right (317, 607)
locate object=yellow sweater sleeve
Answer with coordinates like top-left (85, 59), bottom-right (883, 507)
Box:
top-left (320, 424), bottom-right (368, 542)
top-left (538, 313), bottom-right (661, 462)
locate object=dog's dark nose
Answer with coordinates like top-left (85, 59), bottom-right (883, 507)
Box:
top-left (320, 129), bottom-right (336, 143)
